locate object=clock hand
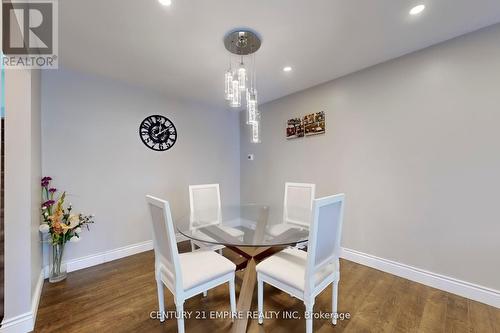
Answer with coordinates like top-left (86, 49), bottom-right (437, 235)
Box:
top-left (157, 125), bottom-right (171, 136)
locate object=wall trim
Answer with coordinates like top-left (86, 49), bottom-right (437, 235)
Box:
top-left (341, 247), bottom-right (500, 309)
top-left (31, 270), bottom-right (44, 326)
top-left (42, 234), bottom-right (188, 278)
top-left (44, 240), bottom-right (154, 277)
top-left (0, 312), bottom-right (33, 333)
top-left (0, 269), bottom-right (44, 333)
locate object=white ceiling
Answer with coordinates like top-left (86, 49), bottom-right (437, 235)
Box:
top-left (60, 0), bottom-right (500, 109)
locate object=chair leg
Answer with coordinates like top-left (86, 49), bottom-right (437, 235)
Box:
top-left (156, 279), bottom-right (165, 322)
top-left (218, 248), bottom-right (223, 255)
top-left (229, 277), bottom-right (236, 321)
top-left (258, 277), bottom-right (264, 324)
top-left (203, 290), bottom-right (207, 297)
top-left (332, 279), bottom-right (339, 325)
top-left (190, 241), bottom-right (196, 252)
top-left (304, 300), bottom-right (314, 333)
top-left (176, 301), bottom-right (185, 333)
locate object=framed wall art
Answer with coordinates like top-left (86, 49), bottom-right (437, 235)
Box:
top-left (286, 111), bottom-right (325, 139)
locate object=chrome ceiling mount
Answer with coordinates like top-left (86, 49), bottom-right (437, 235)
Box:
top-left (223, 29), bottom-right (262, 55)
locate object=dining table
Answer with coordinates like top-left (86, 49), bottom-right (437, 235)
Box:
top-left (177, 204), bottom-right (309, 333)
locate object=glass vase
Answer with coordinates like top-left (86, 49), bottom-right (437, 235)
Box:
top-left (49, 243), bottom-right (67, 283)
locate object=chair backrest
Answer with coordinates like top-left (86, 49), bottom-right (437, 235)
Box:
top-left (189, 183), bottom-right (222, 230)
top-left (283, 182), bottom-right (316, 228)
top-left (146, 195), bottom-right (182, 293)
top-left (305, 194), bottom-right (345, 294)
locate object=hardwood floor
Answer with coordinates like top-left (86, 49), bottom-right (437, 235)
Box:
top-left (35, 242), bottom-right (500, 333)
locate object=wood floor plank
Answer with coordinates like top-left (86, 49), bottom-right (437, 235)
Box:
top-left (364, 276), bottom-right (409, 333)
top-left (338, 266), bottom-right (383, 333)
top-left (488, 304), bottom-right (500, 333)
top-left (418, 287), bottom-right (448, 333)
top-left (335, 272), bottom-right (392, 332)
top-left (445, 294), bottom-right (470, 333)
top-left (469, 300), bottom-right (495, 333)
top-left (34, 242), bottom-right (500, 333)
top-left (392, 279), bottom-right (429, 333)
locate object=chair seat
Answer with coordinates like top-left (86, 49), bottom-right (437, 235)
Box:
top-left (219, 225), bottom-right (245, 238)
top-left (178, 250), bottom-right (236, 291)
top-left (256, 248), bottom-right (337, 292)
top-left (193, 226), bottom-right (244, 246)
top-left (266, 223), bottom-right (295, 237)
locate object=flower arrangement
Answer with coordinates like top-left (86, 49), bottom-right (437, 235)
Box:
top-left (40, 176), bottom-right (94, 282)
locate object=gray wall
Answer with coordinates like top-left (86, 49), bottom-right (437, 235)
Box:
top-left (241, 24), bottom-right (500, 291)
top-left (42, 70), bottom-right (240, 262)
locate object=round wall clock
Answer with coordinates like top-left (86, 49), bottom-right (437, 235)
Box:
top-left (139, 115), bottom-right (177, 151)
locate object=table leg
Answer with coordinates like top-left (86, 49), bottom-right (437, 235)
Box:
top-left (226, 245), bottom-right (277, 333)
top-left (232, 258), bottom-right (257, 333)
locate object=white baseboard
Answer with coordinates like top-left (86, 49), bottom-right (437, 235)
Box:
top-left (0, 269), bottom-right (44, 333)
top-left (31, 270), bottom-right (44, 326)
top-left (341, 247), bottom-right (500, 309)
top-left (44, 240), bottom-right (154, 278)
top-left (43, 235), bottom-right (190, 277)
top-left (0, 312), bottom-right (33, 333)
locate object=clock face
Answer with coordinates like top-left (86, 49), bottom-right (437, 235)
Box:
top-left (139, 115), bottom-right (177, 151)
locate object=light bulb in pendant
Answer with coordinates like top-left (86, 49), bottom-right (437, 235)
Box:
top-left (251, 120), bottom-right (260, 143)
top-left (238, 64), bottom-right (246, 91)
top-left (224, 70), bottom-right (233, 101)
top-left (246, 89), bottom-right (257, 124)
top-left (248, 100), bottom-right (257, 123)
top-left (230, 79), bottom-right (241, 107)
top-left (246, 89), bottom-right (258, 124)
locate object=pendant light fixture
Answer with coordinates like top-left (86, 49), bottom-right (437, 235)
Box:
top-left (223, 29), bottom-right (262, 143)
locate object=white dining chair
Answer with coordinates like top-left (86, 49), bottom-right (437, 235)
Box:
top-left (256, 193), bottom-right (345, 333)
top-left (266, 182), bottom-right (316, 237)
top-left (146, 195), bottom-right (237, 333)
top-left (189, 183), bottom-right (244, 253)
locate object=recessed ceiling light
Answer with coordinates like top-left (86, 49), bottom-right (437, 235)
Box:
top-left (283, 66), bottom-right (292, 72)
top-left (409, 4), bottom-right (425, 15)
top-left (158, 0), bottom-right (172, 6)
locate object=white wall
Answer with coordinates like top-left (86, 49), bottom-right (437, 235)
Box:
top-left (241, 23), bottom-right (500, 291)
top-left (4, 68), bottom-right (42, 326)
top-left (4, 69), bottom-right (32, 321)
top-left (41, 70), bottom-right (240, 262)
top-left (30, 70), bottom-right (42, 300)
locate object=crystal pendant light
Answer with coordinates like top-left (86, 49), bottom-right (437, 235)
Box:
top-left (224, 70), bottom-right (233, 101)
top-left (246, 88), bottom-right (258, 124)
top-left (223, 29), bottom-right (262, 142)
top-left (230, 79), bottom-right (241, 107)
top-left (251, 120), bottom-right (260, 143)
top-left (238, 62), bottom-right (246, 91)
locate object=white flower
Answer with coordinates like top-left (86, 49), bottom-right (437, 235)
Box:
top-left (42, 206), bottom-right (46, 210)
top-left (68, 214), bottom-right (80, 228)
top-left (39, 224), bottom-right (50, 233)
top-left (74, 227), bottom-right (82, 234)
top-left (70, 236), bottom-right (81, 243)
top-left (44, 212), bottom-right (48, 217)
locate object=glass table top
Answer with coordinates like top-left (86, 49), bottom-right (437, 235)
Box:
top-left (176, 204), bottom-right (309, 247)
